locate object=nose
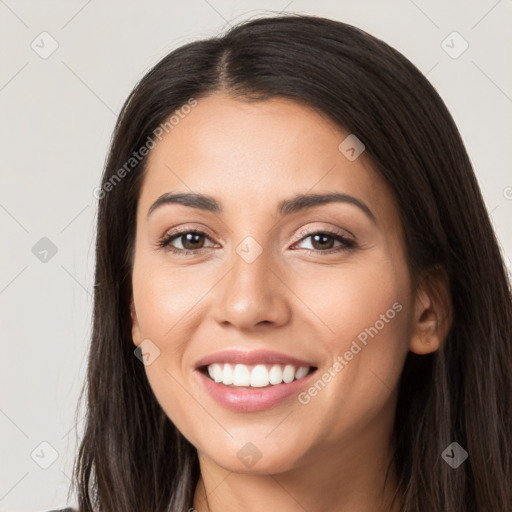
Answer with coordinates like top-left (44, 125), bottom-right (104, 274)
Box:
top-left (211, 244), bottom-right (292, 331)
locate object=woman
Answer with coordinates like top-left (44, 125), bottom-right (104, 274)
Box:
top-left (62, 13), bottom-right (511, 512)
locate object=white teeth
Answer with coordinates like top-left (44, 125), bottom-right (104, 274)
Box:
top-left (282, 364), bottom-right (295, 383)
top-left (268, 364), bottom-right (283, 385)
top-left (232, 364), bottom-right (250, 386)
top-left (251, 364), bottom-right (272, 387)
top-left (295, 366), bottom-right (309, 379)
top-left (222, 363), bottom-right (233, 385)
top-left (205, 363), bottom-right (312, 387)
top-left (210, 363), bottom-right (222, 383)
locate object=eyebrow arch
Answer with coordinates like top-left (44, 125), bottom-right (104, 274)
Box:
top-left (147, 192), bottom-right (376, 224)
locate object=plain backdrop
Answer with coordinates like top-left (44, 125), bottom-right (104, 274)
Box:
top-left (0, 1), bottom-right (511, 510)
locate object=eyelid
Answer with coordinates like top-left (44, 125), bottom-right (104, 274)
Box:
top-left (160, 223), bottom-right (219, 242)
top-left (291, 224), bottom-right (355, 244)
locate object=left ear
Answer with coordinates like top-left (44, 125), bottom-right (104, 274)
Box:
top-left (409, 265), bottom-right (453, 355)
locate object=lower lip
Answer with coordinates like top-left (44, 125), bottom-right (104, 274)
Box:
top-left (196, 369), bottom-right (317, 412)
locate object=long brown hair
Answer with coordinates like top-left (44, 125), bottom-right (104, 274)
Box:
top-left (68, 14), bottom-right (512, 511)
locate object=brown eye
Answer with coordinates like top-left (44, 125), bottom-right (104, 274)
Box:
top-left (176, 232), bottom-right (207, 250)
top-left (158, 229), bottom-right (216, 254)
top-left (309, 233), bottom-right (336, 250)
top-left (292, 230), bottom-right (355, 254)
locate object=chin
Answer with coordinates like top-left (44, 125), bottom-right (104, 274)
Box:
top-left (199, 435), bottom-right (306, 475)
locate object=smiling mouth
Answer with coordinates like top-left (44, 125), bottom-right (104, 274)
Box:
top-left (200, 363), bottom-right (317, 388)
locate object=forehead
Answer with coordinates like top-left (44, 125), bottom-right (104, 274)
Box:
top-left (138, 93), bottom-right (398, 230)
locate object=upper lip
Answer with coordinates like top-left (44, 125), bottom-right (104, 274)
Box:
top-left (195, 349), bottom-right (317, 369)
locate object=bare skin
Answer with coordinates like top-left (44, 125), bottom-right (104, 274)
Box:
top-left (130, 93), bottom-right (451, 512)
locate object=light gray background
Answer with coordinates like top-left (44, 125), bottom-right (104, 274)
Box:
top-left (0, 1), bottom-right (511, 510)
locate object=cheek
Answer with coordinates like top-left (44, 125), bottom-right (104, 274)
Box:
top-left (130, 253), bottom-right (222, 420)
top-left (132, 257), bottom-right (209, 341)
top-left (296, 255), bottom-right (406, 351)
top-left (293, 255), bottom-right (410, 421)
top-left (131, 259), bottom-right (204, 438)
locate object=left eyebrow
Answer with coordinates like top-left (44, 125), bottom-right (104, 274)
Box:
top-left (277, 192), bottom-right (376, 224)
top-left (147, 191), bottom-right (376, 224)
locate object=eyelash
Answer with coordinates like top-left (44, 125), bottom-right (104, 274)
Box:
top-left (156, 228), bottom-right (356, 256)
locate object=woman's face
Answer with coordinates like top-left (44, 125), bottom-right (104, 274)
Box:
top-left (131, 93), bottom-right (415, 474)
